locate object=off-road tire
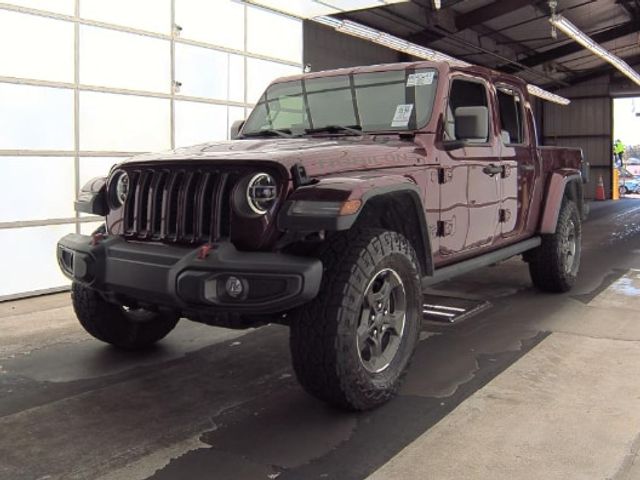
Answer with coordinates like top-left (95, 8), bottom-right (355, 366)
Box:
top-left (71, 282), bottom-right (179, 349)
top-left (289, 229), bottom-right (422, 411)
top-left (527, 200), bottom-right (581, 293)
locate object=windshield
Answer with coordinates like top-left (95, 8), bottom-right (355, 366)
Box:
top-left (242, 68), bottom-right (438, 136)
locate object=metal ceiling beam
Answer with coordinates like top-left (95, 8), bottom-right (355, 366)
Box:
top-left (550, 53), bottom-right (640, 88)
top-left (473, 24), bottom-right (540, 59)
top-left (420, 26), bottom-right (570, 86)
top-left (501, 19), bottom-right (640, 73)
top-left (617, 0), bottom-right (640, 20)
top-left (406, 28), bottom-right (446, 43)
top-left (454, 0), bottom-right (533, 31)
top-left (346, 4), bottom-right (569, 86)
top-left (409, 0), bottom-right (466, 10)
top-left (406, 4), bottom-right (534, 59)
top-left (407, 0), bottom-right (547, 68)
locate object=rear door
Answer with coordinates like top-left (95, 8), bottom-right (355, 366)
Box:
top-left (496, 83), bottom-right (534, 238)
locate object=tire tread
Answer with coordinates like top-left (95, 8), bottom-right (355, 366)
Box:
top-left (528, 200), bottom-right (581, 293)
top-left (71, 283), bottom-right (179, 349)
top-left (289, 228), bottom-right (421, 410)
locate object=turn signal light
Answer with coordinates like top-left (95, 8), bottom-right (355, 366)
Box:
top-left (339, 199), bottom-right (362, 216)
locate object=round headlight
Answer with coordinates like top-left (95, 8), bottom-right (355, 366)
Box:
top-left (109, 171), bottom-right (129, 208)
top-left (246, 173), bottom-right (278, 215)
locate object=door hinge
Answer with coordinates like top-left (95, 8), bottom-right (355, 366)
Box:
top-left (499, 209), bottom-right (511, 223)
top-left (438, 167), bottom-right (453, 184)
top-left (436, 220), bottom-right (454, 237)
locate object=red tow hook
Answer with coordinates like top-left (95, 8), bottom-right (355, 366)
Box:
top-left (197, 243), bottom-right (215, 259)
top-left (91, 233), bottom-right (105, 246)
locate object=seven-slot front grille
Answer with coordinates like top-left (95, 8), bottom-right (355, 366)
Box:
top-left (122, 167), bottom-right (237, 244)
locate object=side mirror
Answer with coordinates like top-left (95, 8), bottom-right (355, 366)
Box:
top-left (230, 119), bottom-right (245, 140)
top-left (454, 106), bottom-right (488, 143)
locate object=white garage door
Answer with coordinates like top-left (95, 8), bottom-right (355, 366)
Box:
top-left (0, 0), bottom-right (302, 300)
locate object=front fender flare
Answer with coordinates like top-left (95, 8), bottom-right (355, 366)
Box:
top-left (277, 177), bottom-right (433, 275)
top-left (75, 176), bottom-right (108, 216)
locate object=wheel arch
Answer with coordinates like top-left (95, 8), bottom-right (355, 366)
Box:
top-left (353, 187), bottom-right (433, 276)
top-left (539, 170), bottom-right (584, 234)
top-left (278, 180), bottom-right (434, 276)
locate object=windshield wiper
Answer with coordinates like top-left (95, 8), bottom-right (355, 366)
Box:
top-left (241, 128), bottom-right (293, 138)
top-left (304, 125), bottom-right (364, 136)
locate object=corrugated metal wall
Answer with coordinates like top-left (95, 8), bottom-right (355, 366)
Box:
top-left (303, 20), bottom-right (400, 71)
top-left (542, 80), bottom-right (612, 199)
top-left (541, 72), bottom-right (640, 200)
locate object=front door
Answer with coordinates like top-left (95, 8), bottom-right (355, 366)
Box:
top-left (439, 77), bottom-right (501, 258)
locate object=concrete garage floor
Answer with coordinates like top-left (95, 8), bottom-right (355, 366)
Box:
top-left (2, 200), bottom-right (640, 480)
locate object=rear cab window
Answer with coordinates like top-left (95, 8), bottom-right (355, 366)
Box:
top-left (496, 85), bottom-right (526, 145)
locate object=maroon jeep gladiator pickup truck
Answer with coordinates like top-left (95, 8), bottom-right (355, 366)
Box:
top-left (58, 61), bottom-right (586, 410)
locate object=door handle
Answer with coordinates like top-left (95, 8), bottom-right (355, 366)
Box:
top-left (482, 164), bottom-right (503, 177)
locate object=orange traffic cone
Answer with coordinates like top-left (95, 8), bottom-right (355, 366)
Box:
top-left (595, 174), bottom-right (606, 201)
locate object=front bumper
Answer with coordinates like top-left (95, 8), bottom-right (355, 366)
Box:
top-left (57, 234), bottom-right (322, 314)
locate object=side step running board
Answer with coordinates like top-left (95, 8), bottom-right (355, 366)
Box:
top-left (422, 237), bottom-right (541, 288)
top-left (422, 295), bottom-right (492, 324)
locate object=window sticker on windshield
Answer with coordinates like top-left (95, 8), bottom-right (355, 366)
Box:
top-left (407, 72), bottom-right (435, 87)
top-left (391, 104), bottom-right (414, 127)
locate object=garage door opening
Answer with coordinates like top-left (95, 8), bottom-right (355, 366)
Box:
top-left (614, 97), bottom-right (640, 199)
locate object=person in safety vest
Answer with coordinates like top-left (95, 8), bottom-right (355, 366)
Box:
top-left (614, 139), bottom-right (625, 168)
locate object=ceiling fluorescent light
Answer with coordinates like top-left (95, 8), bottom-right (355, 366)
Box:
top-left (549, 14), bottom-right (640, 86)
top-left (324, 0), bottom-right (407, 9)
top-left (527, 85), bottom-right (571, 106)
top-left (313, 15), bottom-right (343, 28)
top-left (337, 20), bottom-right (380, 41)
top-left (377, 34), bottom-right (410, 50)
top-left (236, 0), bottom-right (408, 19)
top-left (313, 16), bottom-right (470, 67)
top-left (237, 0), bottom-right (338, 18)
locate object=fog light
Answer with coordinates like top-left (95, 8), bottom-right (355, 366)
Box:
top-left (59, 248), bottom-right (74, 274)
top-left (225, 276), bottom-right (245, 298)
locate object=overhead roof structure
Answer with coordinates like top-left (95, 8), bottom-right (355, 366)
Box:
top-left (313, 15), bottom-right (572, 104)
top-left (334, 0), bottom-right (640, 89)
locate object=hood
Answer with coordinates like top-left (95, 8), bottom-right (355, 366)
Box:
top-left (121, 136), bottom-right (428, 178)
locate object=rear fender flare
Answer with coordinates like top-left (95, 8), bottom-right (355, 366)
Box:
top-left (539, 170), bottom-right (583, 234)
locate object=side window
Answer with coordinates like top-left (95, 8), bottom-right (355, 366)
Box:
top-left (445, 79), bottom-right (490, 143)
top-left (496, 86), bottom-right (524, 145)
